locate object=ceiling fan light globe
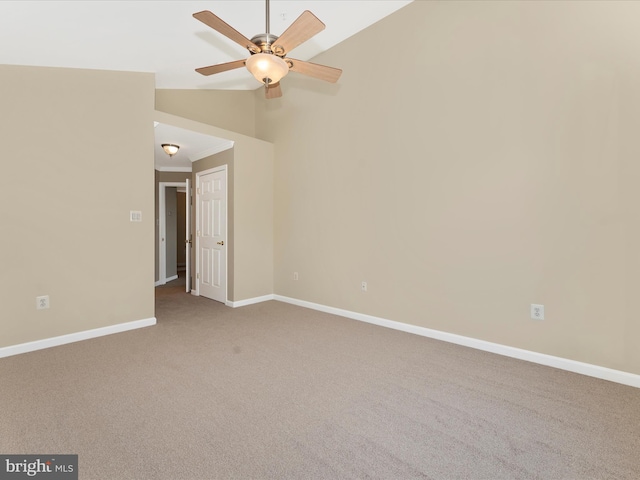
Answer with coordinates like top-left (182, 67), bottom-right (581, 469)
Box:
top-left (246, 53), bottom-right (289, 85)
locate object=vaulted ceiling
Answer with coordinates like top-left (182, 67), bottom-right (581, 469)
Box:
top-left (1, 1), bottom-right (413, 170)
top-left (0, 1), bottom-right (412, 90)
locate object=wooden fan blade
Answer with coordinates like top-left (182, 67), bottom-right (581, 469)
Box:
top-left (265, 82), bottom-right (282, 99)
top-left (271, 11), bottom-right (325, 56)
top-left (287, 59), bottom-right (342, 83)
top-left (193, 11), bottom-right (260, 53)
top-left (196, 59), bottom-right (246, 76)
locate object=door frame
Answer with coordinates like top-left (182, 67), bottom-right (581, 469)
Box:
top-left (158, 181), bottom-right (187, 286)
top-left (195, 165), bottom-right (228, 301)
top-left (185, 178), bottom-right (192, 294)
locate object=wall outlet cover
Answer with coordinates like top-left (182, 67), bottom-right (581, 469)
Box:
top-left (36, 295), bottom-right (50, 310)
top-left (531, 304), bottom-right (545, 320)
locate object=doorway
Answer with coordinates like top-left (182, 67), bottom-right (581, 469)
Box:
top-left (158, 181), bottom-right (188, 286)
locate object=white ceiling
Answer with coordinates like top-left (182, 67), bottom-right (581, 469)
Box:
top-left (154, 123), bottom-right (234, 172)
top-left (0, 0), bottom-right (413, 169)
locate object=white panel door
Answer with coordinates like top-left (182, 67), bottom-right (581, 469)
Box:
top-left (197, 168), bottom-right (227, 303)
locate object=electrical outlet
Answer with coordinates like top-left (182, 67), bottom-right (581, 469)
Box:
top-left (36, 295), bottom-right (50, 310)
top-left (130, 210), bottom-right (142, 222)
top-left (293, 272), bottom-right (299, 281)
top-left (361, 281), bottom-right (367, 292)
top-left (531, 304), bottom-right (544, 320)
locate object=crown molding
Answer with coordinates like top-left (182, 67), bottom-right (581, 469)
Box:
top-left (154, 166), bottom-right (193, 172)
top-left (189, 141), bottom-right (235, 163)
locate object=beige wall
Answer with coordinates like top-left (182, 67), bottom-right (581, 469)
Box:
top-left (255, 0), bottom-right (640, 375)
top-left (155, 89), bottom-right (256, 137)
top-left (5, 1), bottom-right (635, 377)
top-left (0, 65), bottom-right (155, 347)
top-left (232, 138), bottom-right (274, 300)
top-left (154, 111), bottom-right (274, 303)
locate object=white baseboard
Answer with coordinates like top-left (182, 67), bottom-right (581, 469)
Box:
top-left (274, 295), bottom-right (640, 389)
top-left (228, 294), bottom-right (275, 308)
top-left (0, 317), bottom-right (157, 359)
top-left (155, 275), bottom-right (178, 287)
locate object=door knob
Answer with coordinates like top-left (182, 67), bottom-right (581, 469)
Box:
top-left (217, 241), bottom-right (224, 246)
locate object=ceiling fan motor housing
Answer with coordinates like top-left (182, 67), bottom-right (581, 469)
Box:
top-left (250, 33), bottom-right (285, 56)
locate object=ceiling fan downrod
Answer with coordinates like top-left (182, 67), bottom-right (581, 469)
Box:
top-left (263, 0), bottom-right (275, 88)
top-left (265, 0), bottom-right (272, 53)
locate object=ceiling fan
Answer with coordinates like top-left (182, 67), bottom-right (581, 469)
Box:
top-left (193, 0), bottom-right (342, 99)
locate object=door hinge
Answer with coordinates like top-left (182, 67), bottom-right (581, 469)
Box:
top-left (196, 273), bottom-right (200, 279)
top-left (197, 187), bottom-right (201, 195)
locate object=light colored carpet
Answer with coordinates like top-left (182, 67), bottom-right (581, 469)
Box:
top-left (1, 280), bottom-right (639, 479)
